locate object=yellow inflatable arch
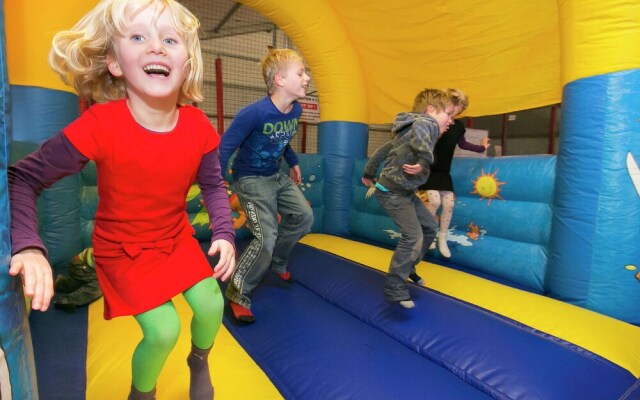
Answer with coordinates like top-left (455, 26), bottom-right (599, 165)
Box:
top-left (242, 0), bottom-right (640, 122)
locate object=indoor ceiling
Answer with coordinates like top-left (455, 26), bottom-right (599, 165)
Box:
top-left (180, 0), bottom-right (274, 40)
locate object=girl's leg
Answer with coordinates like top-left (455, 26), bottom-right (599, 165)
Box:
top-left (183, 277), bottom-right (223, 348)
top-left (183, 277), bottom-right (223, 400)
top-left (425, 190), bottom-right (441, 216)
top-left (437, 191), bottom-right (455, 258)
top-left (426, 190), bottom-right (442, 249)
top-left (130, 302), bottom-right (181, 397)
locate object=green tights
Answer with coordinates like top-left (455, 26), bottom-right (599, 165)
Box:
top-left (131, 277), bottom-right (223, 392)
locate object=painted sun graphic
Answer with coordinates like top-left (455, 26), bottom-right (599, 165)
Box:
top-left (471, 169), bottom-right (506, 205)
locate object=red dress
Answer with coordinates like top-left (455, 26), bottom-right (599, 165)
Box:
top-left (64, 99), bottom-right (219, 319)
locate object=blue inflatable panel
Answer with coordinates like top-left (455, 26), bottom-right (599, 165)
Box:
top-left (452, 156), bottom-right (556, 203)
top-left (548, 69), bottom-right (640, 324)
top-left (1, 6), bottom-right (38, 397)
top-left (350, 156), bottom-right (553, 292)
top-left (10, 86), bottom-right (78, 144)
top-left (622, 381), bottom-right (640, 400)
top-left (29, 308), bottom-right (88, 400)
top-left (282, 244), bottom-right (635, 400)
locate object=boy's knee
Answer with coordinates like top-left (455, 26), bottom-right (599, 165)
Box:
top-left (412, 237), bottom-right (424, 253)
top-left (301, 209), bottom-right (314, 231)
top-left (260, 235), bottom-right (277, 254)
top-left (284, 209), bottom-right (314, 232)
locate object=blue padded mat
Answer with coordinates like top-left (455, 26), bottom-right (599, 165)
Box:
top-left (224, 243), bottom-right (636, 400)
top-left (29, 306), bottom-right (87, 400)
top-left (222, 273), bottom-right (491, 400)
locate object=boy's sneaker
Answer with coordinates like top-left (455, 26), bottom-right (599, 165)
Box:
top-left (277, 271), bottom-right (293, 282)
top-left (409, 273), bottom-right (425, 285)
top-left (399, 299), bottom-right (415, 309)
top-left (229, 301), bottom-right (255, 323)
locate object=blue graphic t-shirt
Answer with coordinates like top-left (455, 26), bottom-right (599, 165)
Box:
top-left (219, 96), bottom-right (301, 179)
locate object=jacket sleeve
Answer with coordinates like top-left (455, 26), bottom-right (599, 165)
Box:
top-left (363, 141), bottom-right (393, 179)
top-left (410, 119), bottom-right (438, 168)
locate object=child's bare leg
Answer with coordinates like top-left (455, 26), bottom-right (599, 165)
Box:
top-left (426, 190), bottom-right (441, 249)
top-left (437, 191), bottom-right (455, 258)
top-left (425, 190), bottom-right (441, 216)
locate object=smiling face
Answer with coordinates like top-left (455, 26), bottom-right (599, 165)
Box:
top-left (107, 4), bottom-right (189, 106)
top-left (277, 60), bottom-right (311, 101)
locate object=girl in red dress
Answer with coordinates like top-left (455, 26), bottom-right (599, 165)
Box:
top-left (8, 1), bottom-right (235, 398)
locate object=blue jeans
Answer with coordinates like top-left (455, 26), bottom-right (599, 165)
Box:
top-left (225, 172), bottom-right (314, 308)
top-left (375, 189), bottom-right (437, 301)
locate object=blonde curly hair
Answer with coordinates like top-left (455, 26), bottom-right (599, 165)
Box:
top-left (446, 88), bottom-right (469, 114)
top-left (48, 0), bottom-right (204, 104)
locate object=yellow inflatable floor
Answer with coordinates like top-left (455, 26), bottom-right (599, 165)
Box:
top-left (86, 297), bottom-right (282, 399)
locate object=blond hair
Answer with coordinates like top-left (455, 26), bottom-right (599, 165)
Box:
top-left (411, 88), bottom-right (449, 114)
top-left (48, 0), bottom-right (204, 104)
top-left (446, 88), bottom-right (469, 114)
top-left (260, 48), bottom-right (304, 95)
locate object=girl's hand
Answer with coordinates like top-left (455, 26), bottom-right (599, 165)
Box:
top-left (9, 249), bottom-right (54, 311)
top-left (208, 239), bottom-right (236, 282)
top-left (403, 163), bottom-right (423, 175)
top-left (481, 137), bottom-right (491, 149)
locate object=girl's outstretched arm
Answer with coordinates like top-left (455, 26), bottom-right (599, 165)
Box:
top-left (8, 132), bottom-right (89, 311)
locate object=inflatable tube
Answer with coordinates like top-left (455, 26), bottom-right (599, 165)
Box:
top-left (547, 69), bottom-right (640, 324)
top-left (0, 3), bottom-right (38, 397)
top-left (318, 121), bottom-right (368, 235)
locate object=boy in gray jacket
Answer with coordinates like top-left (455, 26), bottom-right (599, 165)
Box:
top-left (362, 88), bottom-right (453, 308)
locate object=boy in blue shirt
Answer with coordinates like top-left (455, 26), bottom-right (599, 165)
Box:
top-left (219, 48), bottom-right (314, 322)
top-left (362, 88), bottom-right (454, 308)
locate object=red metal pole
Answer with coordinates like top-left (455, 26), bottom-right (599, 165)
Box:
top-left (547, 105), bottom-right (556, 154)
top-left (301, 122), bottom-right (307, 153)
top-left (501, 114), bottom-right (508, 156)
top-left (215, 57), bottom-right (224, 134)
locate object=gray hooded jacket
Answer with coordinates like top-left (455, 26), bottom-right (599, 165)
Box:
top-left (363, 112), bottom-right (440, 194)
